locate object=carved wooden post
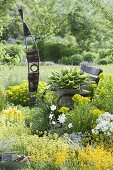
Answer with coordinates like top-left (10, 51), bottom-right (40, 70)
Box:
top-left (18, 8), bottom-right (39, 107)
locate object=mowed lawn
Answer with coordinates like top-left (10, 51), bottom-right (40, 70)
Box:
top-left (0, 64), bottom-right (113, 89)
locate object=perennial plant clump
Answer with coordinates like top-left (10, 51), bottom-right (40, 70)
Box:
top-left (78, 146), bottom-right (113, 170)
top-left (6, 81), bottom-right (48, 106)
top-left (93, 73), bottom-right (113, 113)
top-left (48, 67), bottom-right (88, 89)
top-left (14, 134), bottom-right (76, 168)
top-left (48, 105), bottom-right (73, 135)
top-left (2, 107), bottom-right (25, 124)
top-left (92, 112), bottom-right (113, 137)
top-left (72, 94), bottom-right (90, 105)
top-left (68, 94), bottom-right (97, 133)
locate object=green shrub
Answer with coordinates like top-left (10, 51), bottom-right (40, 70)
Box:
top-left (98, 48), bottom-right (110, 59)
top-left (97, 58), bottom-right (108, 65)
top-left (96, 48), bottom-right (113, 65)
top-left (58, 56), bottom-right (71, 65)
top-left (97, 57), bottom-right (113, 65)
top-left (0, 43), bottom-right (5, 62)
top-left (6, 81), bottom-right (48, 107)
top-left (59, 54), bottom-right (83, 65)
top-left (82, 51), bottom-right (98, 62)
top-left (2, 44), bottom-right (25, 65)
top-left (37, 36), bottom-right (78, 62)
top-left (93, 73), bottom-right (113, 113)
top-left (14, 39), bottom-right (23, 45)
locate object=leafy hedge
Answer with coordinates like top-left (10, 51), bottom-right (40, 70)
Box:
top-left (37, 36), bottom-right (78, 62)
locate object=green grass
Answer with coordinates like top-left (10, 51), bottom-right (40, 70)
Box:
top-left (96, 64), bottom-right (113, 75)
top-left (0, 64), bottom-right (113, 89)
top-left (0, 64), bottom-right (71, 88)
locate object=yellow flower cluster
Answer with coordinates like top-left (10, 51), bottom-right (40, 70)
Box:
top-left (90, 108), bottom-right (104, 117)
top-left (38, 81), bottom-right (48, 94)
top-left (6, 81), bottom-right (48, 106)
top-left (58, 106), bottom-right (69, 114)
top-left (26, 134), bottom-right (75, 167)
top-left (2, 107), bottom-right (24, 124)
top-left (6, 82), bottom-right (29, 106)
top-left (72, 94), bottom-right (90, 105)
top-left (78, 146), bottom-right (113, 170)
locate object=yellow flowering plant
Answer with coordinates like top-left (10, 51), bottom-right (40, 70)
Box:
top-left (58, 107), bottom-right (69, 114)
top-left (2, 107), bottom-right (25, 125)
top-left (93, 73), bottom-right (113, 113)
top-left (78, 145), bottom-right (113, 170)
top-left (72, 94), bottom-right (90, 105)
top-left (14, 133), bottom-right (76, 168)
top-left (6, 81), bottom-right (48, 106)
top-left (67, 94), bottom-right (98, 133)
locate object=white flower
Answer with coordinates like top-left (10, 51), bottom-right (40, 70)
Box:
top-left (107, 132), bottom-right (111, 136)
top-left (68, 123), bottom-right (73, 128)
top-left (110, 127), bottom-right (113, 132)
top-left (92, 129), bottom-right (95, 134)
top-left (52, 121), bottom-right (56, 125)
top-left (49, 114), bottom-right (54, 120)
top-left (92, 129), bottom-right (99, 134)
top-left (50, 105), bottom-right (56, 111)
top-left (110, 115), bottom-right (113, 121)
top-left (94, 130), bottom-right (99, 135)
top-left (101, 126), bottom-right (108, 132)
top-left (58, 113), bottom-right (66, 123)
top-left (92, 112), bottom-right (113, 137)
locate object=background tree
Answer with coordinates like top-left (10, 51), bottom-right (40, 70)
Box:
top-left (0, 0), bottom-right (17, 37)
top-left (68, 0), bottom-right (113, 52)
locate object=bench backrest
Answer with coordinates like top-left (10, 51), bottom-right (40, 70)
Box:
top-left (80, 64), bottom-right (103, 97)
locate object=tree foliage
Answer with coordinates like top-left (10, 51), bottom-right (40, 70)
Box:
top-left (22, 0), bottom-right (75, 39)
top-left (0, 0), bottom-right (17, 36)
top-left (1, 0), bottom-right (113, 63)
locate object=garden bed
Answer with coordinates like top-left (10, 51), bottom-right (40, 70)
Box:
top-left (0, 66), bottom-right (113, 169)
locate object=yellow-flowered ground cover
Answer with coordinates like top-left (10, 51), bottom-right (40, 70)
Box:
top-left (14, 135), bottom-right (113, 169)
top-left (1, 107), bottom-right (113, 169)
top-left (78, 145), bottom-right (113, 170)
top-left (19, 134), bottom-right (76, 167)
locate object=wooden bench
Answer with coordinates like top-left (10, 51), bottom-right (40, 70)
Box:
top-left (57, 64), bottom-right (103, 107)
top-left (42, 64), bottom-right (103, 108)
top-left (80, 64), bottom-right (103, 97)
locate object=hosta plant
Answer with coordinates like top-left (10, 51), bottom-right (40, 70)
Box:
top-left (48, 67), bottom-right (88, 90)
